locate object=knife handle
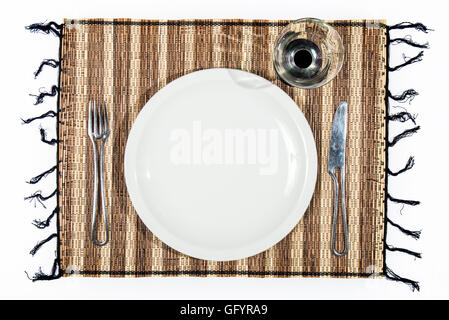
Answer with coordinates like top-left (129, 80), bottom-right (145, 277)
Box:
top-left (330, 169), bottom-right (348, 257)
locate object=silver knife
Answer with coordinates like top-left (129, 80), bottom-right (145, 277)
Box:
top-left (328, 101), bottom-right (348, 257)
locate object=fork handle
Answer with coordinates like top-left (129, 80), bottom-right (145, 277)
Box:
top-left (330, 169), bottom-right (348, 257)
top-left (91, 140), bottom-right (109, 246)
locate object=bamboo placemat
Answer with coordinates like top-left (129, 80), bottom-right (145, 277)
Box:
top-left (58, 19), bottom-right (387, 278)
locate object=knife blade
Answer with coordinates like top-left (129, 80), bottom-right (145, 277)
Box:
top-left (328, 101), bottom-right (348, 257)
top-left (328, 101), bottom-right (347, 172)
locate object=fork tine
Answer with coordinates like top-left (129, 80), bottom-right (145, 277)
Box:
top-left (98, 101), bottom-right (103, 135)
top-left (93, 101), bottom-right (98, 136)
top-left (103, 101), bottom-right (109, 133)
top-left (88, 101), bottom-right (92, 134)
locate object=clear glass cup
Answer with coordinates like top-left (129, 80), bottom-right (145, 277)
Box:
top-left (273, 18), bottom-right (344, 89)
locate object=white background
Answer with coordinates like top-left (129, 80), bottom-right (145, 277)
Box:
top-left (0, 0), bottom-right (447, 299)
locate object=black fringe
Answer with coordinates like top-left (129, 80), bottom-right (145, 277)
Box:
top-left (386, 244), bottom-right (422, 259)
top-left (30, 85), bottom-right (59, 105)
top-left (24, 189), bottom-right (57, 209)
top-left (25, 21), bottom-right (63, 283)
top-left (388, 51), bottom-right (424, 72)
top-left (34, 59), bottom-right (60, 78)
top-left (387, 193), bottom-right (420, 206)
top-left (390, 37), bottom-right (429, 49)
top-left (32, 207), bottom-right (59, 229)
top-left (387, 156), bottom-right (415, 176)
top-left (25, 257), bottom-right (62, 281)
top-left (25, 21), bottom-right (63, 37)
top-left (388, 126), bottom-right (420, 147)
top-left (386, 217), bottom-right (421, 239)
top-left (22, 110), bottom-right (57, 125)
top-left (29, 233), bottom-right (57, 256)
top-left (27, 165), bottom-right (57, 184)
top-left (388, 89), bottom-right (419, 103)
top-left (39, 127), bottom-right (58, 145)
top-left (385, 267), bottom-right (420, 292)
top-left (388, 111), bottom-right (416, 125)
top-left (388, 22), bottom-right (432, 33)
top-left (384, 21), bottom-right (427, 292)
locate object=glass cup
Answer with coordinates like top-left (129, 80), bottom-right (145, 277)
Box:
top-left (273, 18), bottom-right (344, 89)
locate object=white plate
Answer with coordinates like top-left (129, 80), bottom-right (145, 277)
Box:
top-left (125, 68), bottom-right (317, 261)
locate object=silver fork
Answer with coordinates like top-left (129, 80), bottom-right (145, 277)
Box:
top-left (88, 101), bottom-right (110, 246)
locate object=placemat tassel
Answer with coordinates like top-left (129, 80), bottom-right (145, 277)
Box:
top-left (34, 59), bottom-right (60, 78)
top-left (388, 126), bottom-right (420, 147)
top-left (390, 36), bottom-right (429, 49)
top-left (29, 233), bottom-right (57, 256)
top-left (24, 189), bottom-right (57, 209)
top-left (387, 193), bottom-right (420, 206)
top-left (27, 165), bottom-right (57, 184)
top-left (386, 217), bottom-right (421, 239)
top-left (388, 22), bottom-right (432, 33)
top-left (21, 110), bottom-right (57, 125)
top-left (387, 89), bottom-right (419, 103)
top-left (388, 112), bottom-right (416, 124)
top-left (30, 85), bottom-right (59, 105)
top-left (385, 244), bottom-right (422, 259)
top-left (25, 21), bottom-right (63, 37)
top-left (388, 51), bottom-right (424, 72)
top-left (39, 127), bottom-right (58, 145)
top-left (387, 156), bottom-right (415, 176)
top-left (385, 266), bottom-right (420, 292)
top-left (32, 207), bottom-right (59, 229)
top-left (25, 256), bottom-right (62, 282)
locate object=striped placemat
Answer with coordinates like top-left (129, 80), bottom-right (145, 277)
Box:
top-left (57, 19), bottom-right (387, 277)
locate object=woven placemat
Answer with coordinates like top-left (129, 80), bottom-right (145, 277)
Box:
top-left (57, 19), bottom-right (387, 278)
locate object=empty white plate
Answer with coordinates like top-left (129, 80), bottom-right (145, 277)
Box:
top-left (124, 68), bottom-right (317, 261)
